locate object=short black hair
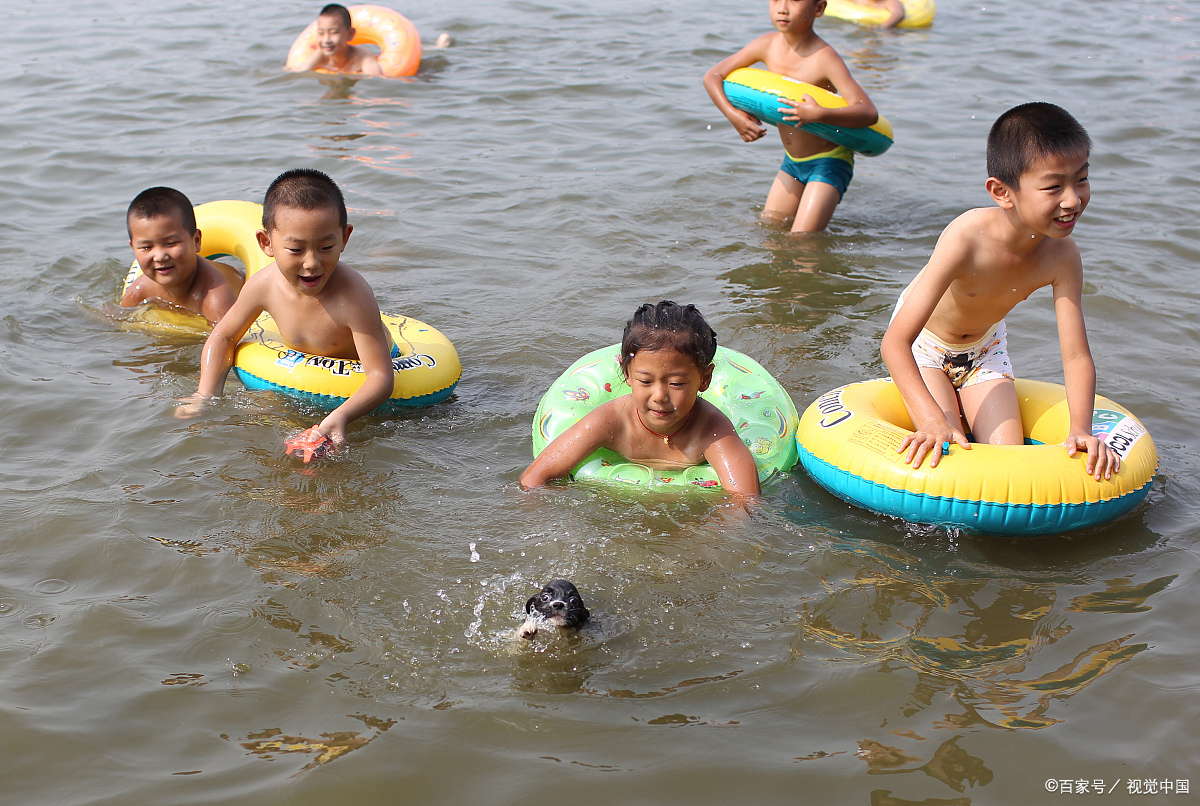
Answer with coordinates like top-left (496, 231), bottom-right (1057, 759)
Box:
top-left (126, 186), bottom-right (195, 239)
top-left (262, 168), bottom-right (348, 232)
top-left (987, 103), bottom-right (1092, 188)
top-left (619, 300), bottom-right (718, 375)
top-left (319, 3), bottom-right (352, 28)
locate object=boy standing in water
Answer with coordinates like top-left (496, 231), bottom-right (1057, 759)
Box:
top-left (881, 102), bottom-right (1119, 480)
top-left (285, 4), bottom-right (383, 76)
top-left (704, 0), bottom-right (879, 232)
top-left (121, 187), bottom-right (244, 325)
top-left (176, 169), bottom-right (394, 446)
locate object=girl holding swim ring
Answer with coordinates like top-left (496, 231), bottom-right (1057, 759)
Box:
top-left (521, 301), bottom-right (761, 497)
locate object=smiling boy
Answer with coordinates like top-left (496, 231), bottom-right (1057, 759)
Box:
top-left (704, 0), bottom-right (879, 232)
top-left (285, 4), bottom-right (382, 76)
top-left (176, 169), bottom-right (394, 445)
top-left (880, 102), bottom-right (1119, 480)
top-left (121, 187), bottom-right (243, 324)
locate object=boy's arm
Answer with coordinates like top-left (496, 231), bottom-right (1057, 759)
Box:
top-left (199, 275), bottom-right (240, 325)
top-left (174, 277), bottom-right (265, 417)
top-left (1053, 261), bottom-right (1120, 480)
top-left (703, 35), bottom-right (772, 143)
top-left (778, 49), bottom-right (879, 130)
top-left (314, 287), bottom-right (394, 444)
top-left (119, 277), bottom-right (149, 308)
top-left (520, 404), bottom-right (617, 489)
top-left (286, 49), bottom-right (323, 72)
top-left (702, 420), bottom-right (762, 498)
top-left (358, 51), bottom-right (383, 77)
top-left (877, 0), bottom-right (905, 28)
top-left (880, 232), bottom-right (973, 468)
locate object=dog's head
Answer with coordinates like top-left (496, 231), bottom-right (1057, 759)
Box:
top-left (525, 579), bottom-right (589, 630)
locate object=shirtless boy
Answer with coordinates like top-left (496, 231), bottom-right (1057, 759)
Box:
top-left (176, 169), bottom-right (394, 445)
top-left (704, 0), bottom-right (879, 232)
top-left (880, 102), bottom-right (1119, 480)
top-left (121, 187), bottom-right (243, 325)
top-left (285, 4), bottom-right (383, 76)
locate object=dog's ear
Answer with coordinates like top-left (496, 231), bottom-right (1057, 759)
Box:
top-left (525, 595), bottom-right (538, 614)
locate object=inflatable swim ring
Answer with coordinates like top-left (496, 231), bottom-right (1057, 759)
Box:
top-left (235, 312), bottom-right (460, 412)
top-left (723, 67), bottom-right (894, 157)
top-left (285, 4), bottom-right (421, 78)
top-left (532, 344), bottom-right (799, 488)
top-left (824, 0), bottom-right (936, 29)
top-left (795, 378), bottom-right (1158, 535)
top-left (127, 199), bottom-right (460, 411)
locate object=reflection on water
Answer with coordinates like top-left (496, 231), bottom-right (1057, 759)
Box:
top-left (237, 712), bottom-right (396, 775)
top-left (800, 536), bottom-right (1160, 730)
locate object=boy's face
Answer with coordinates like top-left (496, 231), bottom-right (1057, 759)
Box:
top-left (257, 205), bottom-right (351, 297)
top-left (625, 348), bottom-right (713, 436)
top-left (992, 149), bottom-right (1090, 239)
top-left (771, 0), bottom-right (826, 34)
top-left (128, 212), bottom-right (202, 291)
top-left (315, 13), bottom-right (355, 59)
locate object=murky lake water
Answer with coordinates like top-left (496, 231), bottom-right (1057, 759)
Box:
top-left (2, 1), bottom-right (1198, 803)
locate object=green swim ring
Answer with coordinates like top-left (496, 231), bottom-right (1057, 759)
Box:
top-left (531, 344), bottom-right (800, 488)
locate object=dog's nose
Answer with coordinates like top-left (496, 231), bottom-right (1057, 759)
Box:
top-left (551, 600), bottom-right (566, 611)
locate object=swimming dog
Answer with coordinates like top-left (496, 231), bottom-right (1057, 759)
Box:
top-left (518, 579), bottom-right (589, 639)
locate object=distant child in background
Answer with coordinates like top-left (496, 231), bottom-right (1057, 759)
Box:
top-left (176, 169), bottom-right (394, 447)
top-left (121, 187), bottom-right (244, 325)
top-left (520, 301), bottom-right (761, 497)
top-left (285, 4), bottom-right (383, 76)
top-left (881, 102), bottom-right (1119, 480)
top-left (704, 0), bottom-right (879, 233)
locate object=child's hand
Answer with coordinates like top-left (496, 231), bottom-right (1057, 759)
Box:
top-left (315, 414), bottom-right (348, 447)
top-left (729, 109), bottom-right (766, 142)
top-left (1063, 432), bottom-right (1121, 481)
top-left (174, 393), bottom-right (214, 419)
top-left (778, 94), bottom-right (822, 127)
top-left (898, 420), bottom-right (971, 469)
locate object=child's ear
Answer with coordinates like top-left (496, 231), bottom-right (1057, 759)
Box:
top-left (985, 176), bottom-right (1014, 208)
top-left (191, 228), bottom-right (203, 253)
top-left (814, 0), bottom-right (827, 17)
top-left (698, 363), bottom-right (715, 393)
top-left (341, 223), bottom-right (353, 245)
top-left (256, 228), bottom-right (273, 257)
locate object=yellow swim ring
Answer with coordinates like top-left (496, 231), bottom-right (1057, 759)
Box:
top-left (824, 0), bottom-right (936, 28)
top-left (795, 378), bottom-right (1157, 535)
top-left (285, 4), bottom-right (421, 78)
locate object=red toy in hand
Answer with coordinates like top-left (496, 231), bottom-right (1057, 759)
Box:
top-left (284, 427), bottom-right (335, 463)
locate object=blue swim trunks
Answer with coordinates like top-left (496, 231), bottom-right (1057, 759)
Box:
top-left (780, 145), bottom-right (855, 199)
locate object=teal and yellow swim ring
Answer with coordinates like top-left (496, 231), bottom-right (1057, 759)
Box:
top-left (824, 0), bottom-right (936, 29)
top-left (532, 344), bottom-right (799, 487)
top-left (722, 67), bottom-right (894, 157)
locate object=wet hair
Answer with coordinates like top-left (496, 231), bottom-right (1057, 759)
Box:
top-left (318, 3), bottom-right (353, 28)
top-left (262, 168), bottom-right (347, 232)
top-left (619, 300), bottom-right (718, 375)
top-left (987, 102), bottom-right (1091, 188)
top-left (126, 186), bottom-right (195, 239)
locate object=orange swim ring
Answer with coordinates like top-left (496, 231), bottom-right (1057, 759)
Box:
top-left (285, 5), bottom-right (421, 78)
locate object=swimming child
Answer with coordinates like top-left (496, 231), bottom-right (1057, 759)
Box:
top-left (285, 4), bottom-right (383, 76)
top-left (703, 0), bottom-right (879, 233)
top-left (880, 102), bottom-right (1120, 480)
top-left (121, 187), bottom-right (244, 325)
top-left (175, 169), bottom-right (395, 446)
top-left (520, 301), bottom-right (761, 497)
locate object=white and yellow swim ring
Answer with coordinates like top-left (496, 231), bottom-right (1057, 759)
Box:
top-left (824, 0), bottom-right (936, 29)
top-left (723, 68), bottom-right (894, 157)
top-left (285, 4), bottom-right (421, 78)
top-left (532, 344), bottom-right (799, 488)
top-left (795, 378), bottom-right (1157, 535)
